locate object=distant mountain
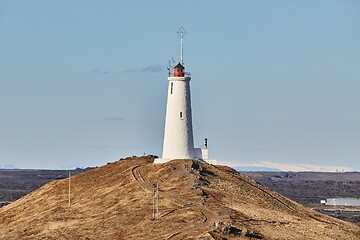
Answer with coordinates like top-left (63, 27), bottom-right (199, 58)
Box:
top-left (0, 164), bottom-right (16, 169)
top-left (234, 166), bottom-right (280, 172)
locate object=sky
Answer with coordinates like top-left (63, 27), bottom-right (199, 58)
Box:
top-left (0, 0), bottom-right (359, 171)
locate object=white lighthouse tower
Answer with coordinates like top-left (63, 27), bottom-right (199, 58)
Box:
top-left (154, 27), bottom-right (209, 164)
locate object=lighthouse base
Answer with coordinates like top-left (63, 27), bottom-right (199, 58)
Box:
top-left (153, 158), bottom-right (174, 164)
top-left (153, 158), bottom-right (206, 164)
top-left (153, 158), bottom-right (217, 165)
top-left (154, 147), bottom-right (216, 164)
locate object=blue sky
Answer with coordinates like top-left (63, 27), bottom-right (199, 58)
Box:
top-left (0, 0), bottom-right (359, 170)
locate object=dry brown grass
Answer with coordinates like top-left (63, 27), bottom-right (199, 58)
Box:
top-left (0, 156), bottom-right (359, 240)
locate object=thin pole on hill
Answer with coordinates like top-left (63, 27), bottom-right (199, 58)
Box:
top-left (152, 184), bottom-right (155, 220)
top-left (156, 183), bottom-right (159, 219)
top-left (152, 183), bottom-right (159, 220)
top-left (68, 172), bottom-right (71, 208)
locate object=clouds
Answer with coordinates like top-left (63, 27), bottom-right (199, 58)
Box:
top-left (91, 69), bottom-right (110, 74)
top-left (91, 65), bottom-right (164, 75)
top-left (102, 117), bottom-right (124, 122)
top-left (124, 64), bottom-right (163, 73)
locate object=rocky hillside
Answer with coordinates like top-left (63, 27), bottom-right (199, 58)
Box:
top-left (0, 156), bottom-right (359, 239)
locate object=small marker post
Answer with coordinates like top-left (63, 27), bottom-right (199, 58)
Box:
top-left (68, 172), bottom-right (71, 208)
top-left (156, 183), bottom-right (159, 219)
top-left (152, 183), bottom-right (159, 220)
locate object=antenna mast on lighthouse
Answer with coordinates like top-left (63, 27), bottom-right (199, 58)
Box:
top-left (177, 26), bottom-right (187, 65)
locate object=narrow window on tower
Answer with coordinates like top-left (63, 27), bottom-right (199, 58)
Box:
top-left (171, 82), bottom-right (173, 94)
top-left (180, 112), bottom-right (183, 120)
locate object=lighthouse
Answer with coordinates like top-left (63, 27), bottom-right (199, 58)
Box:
top-left (154, 27), bottom-right (209, 164)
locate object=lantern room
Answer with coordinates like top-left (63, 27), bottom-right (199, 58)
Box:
top-left (174, 62), bottom-right (185, 77)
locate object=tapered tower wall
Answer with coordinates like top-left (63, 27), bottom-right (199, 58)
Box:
top-left (161, 76), bottom-right (195, 160)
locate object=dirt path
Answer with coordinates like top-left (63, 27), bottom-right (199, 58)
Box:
top-left (131, 166), bottom-right (152, 192)
top-left (131, 165), bottom-right (226, 239)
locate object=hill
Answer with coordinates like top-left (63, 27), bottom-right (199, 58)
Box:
top-left (0, 168), bottom-right (93, 206)
top-left (0, 156), bottom-right (359, 239)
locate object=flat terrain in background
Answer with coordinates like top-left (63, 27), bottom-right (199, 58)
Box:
top-left (242, 172), bottom-right (360, 205)
top-left (243, 171), bottom-right (360, 225)
top-left (1, 167), bottom-right (359, 226)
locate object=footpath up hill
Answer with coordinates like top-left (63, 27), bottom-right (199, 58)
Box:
top-left (0, 156), bottom-right (359, 239)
